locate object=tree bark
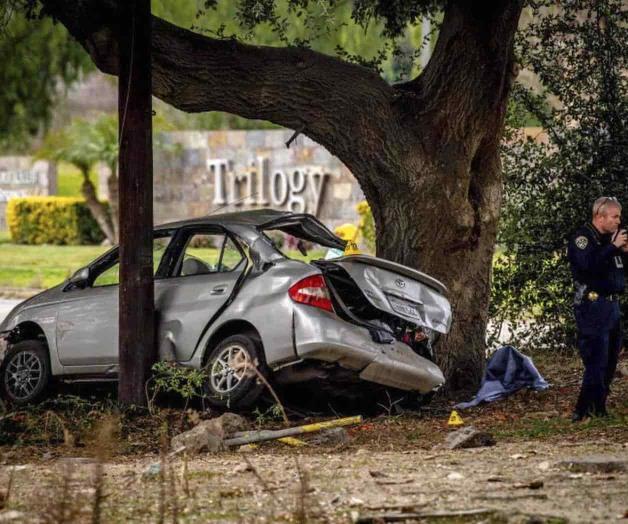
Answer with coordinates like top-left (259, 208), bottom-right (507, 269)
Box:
top-left (80, 169), bottom-right (115, 244)
top-left (41, 0), bottom-right (523, 393)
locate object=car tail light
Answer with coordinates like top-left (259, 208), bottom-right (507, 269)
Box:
top-left (288, 275), bottom-right (334, 313)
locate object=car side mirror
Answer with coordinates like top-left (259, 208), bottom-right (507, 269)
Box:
top-left (68, 267), bottom-right (90, 289)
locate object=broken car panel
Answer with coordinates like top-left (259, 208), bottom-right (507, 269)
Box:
top-left (0, 209), bottom-right (451, 407)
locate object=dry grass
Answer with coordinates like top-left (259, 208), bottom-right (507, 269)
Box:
top-left (0, 353), bottom-right (626, 522)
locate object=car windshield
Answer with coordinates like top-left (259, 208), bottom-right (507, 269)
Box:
top-left (262, 229), bottom-right (329, 262)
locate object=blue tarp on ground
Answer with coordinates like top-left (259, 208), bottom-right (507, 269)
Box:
top-left (455, 345), bottom-right (549, 409)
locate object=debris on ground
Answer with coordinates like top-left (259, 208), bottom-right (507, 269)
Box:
top-left (514, 479), bottom-right (544, 490)
top-left (142, 462), bottom-right (162, 478)
top-left (223, 415), bottom-right (362, 447)
top-left (559, 455), bottom-right (628, 474)
top-left (170, 412), bottom-right (248, 454)
top-left (0, 510), bottom-right (25, 522)
top-left (306, 427), bottom-right (350, 446)
top-left (276, 436), bottom-right (308, 447)
top-left (456, 346), bottom-right (549, 409)
top-left (169, 413), bottom-right (360, 453)
top-left (171, 423), bottom-right (225, 454)
top-left (438, 425), bottom-right (496, 450)
top-left (355, 507), bottom-right (496, 523)
top-left (237, 444), bottom-right (259, 453)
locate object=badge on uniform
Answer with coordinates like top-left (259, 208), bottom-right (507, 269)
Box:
top-left (587, 291), bottom-right (599, 301)
top-left (575, 236), bottom-right (588, 249)
top-left (615, 256), bottom-right (624, 269)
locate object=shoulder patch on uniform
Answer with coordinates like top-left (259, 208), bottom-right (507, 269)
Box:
top-left (575, 236), bottom-right (588, 249)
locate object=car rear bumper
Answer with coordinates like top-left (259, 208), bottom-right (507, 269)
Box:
top-left (292, 305), bottom-right (445, 393)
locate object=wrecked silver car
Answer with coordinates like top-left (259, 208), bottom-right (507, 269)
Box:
top-left (0, 210), bottom-right (451, 407)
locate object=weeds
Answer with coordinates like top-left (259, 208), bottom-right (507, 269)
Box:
top-left (147, 362), bottom-right (207, 414)
top-left (244, 361), bottom-right (289, 424)
top-left (293, 456), bottom-right (310, 524)
top-left (0, 466), bottom-right (15, 510)
top-left (41, 462), bottom-right (84, 524)
top-left (252, 404), bottom-right (286, 427)
top-left (90, 415), bottom-right (118, 524)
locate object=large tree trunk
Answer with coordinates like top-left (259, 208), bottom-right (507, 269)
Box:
top-left (355, 3), bottom-right (517, 393)
top-left (80, 170), bottom-right (115, 244)
top-left (42, 0), bottom-right (522, 393)
top-left (371, 148), bottom-right (502, 393)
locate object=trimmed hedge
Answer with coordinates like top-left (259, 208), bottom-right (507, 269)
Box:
top-left (6, 196), bottom-right (106, 245)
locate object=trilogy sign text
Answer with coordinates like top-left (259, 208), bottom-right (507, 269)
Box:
top-left (205, 157), bottom-right (332, 215)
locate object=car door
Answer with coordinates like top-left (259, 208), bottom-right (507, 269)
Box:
top-left (55, 233), bottom-right (174, 368)
top-left (155, 228), bottom-right (247, 362)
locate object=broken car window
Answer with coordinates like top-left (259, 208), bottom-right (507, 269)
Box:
top-left (92, 233), bottom-right (174, 287)
top-left (262, 230), bottom-right (327, 262)
top-left (177, 233), bottom-right (244, 276)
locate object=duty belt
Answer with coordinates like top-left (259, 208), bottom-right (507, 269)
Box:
top-left (586, 291), bottom-right (621, 302)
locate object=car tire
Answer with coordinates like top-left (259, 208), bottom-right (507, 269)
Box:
top-left (1, 340), bottom-right (51, 405)
top-left (204, 334), bottom-right (267, 410)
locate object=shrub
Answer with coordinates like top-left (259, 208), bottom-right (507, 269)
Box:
top-left (6, 196), bottom-right (106, 245)
top-left (494, 0), bottom-right (627, 351)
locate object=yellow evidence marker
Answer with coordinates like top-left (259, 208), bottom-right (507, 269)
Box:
top-left (448, 410), bottom-right (464, 427)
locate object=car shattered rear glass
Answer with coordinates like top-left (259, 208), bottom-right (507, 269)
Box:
top-left (263, 230), bottom-right (327, 262)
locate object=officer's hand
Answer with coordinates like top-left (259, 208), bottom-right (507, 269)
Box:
top-left (611, 229), bottom-right (627, 248)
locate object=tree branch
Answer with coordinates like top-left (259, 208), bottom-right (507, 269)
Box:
top-left (39, 0), bottom-right (397, 166)
top-left (398, 0), bottom-right (523, 144)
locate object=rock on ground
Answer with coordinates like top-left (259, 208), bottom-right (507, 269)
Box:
top-left (170, 412), bottom-right (248, 453)
top-left (441, 425), bottom-right (496, 450)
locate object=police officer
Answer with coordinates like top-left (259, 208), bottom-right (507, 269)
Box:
top-left (568, 197), bottom-right (627, 421)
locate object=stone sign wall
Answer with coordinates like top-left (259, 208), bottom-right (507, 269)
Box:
top-left (151, 130), bottom-right (363, 228)
top-left (0, 157), bottom-right (56, 231)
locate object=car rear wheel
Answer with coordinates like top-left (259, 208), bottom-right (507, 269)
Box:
top-left (204, 334), bottom-right (266, 409)
top-left (1, 340), bottom-right (51, 405)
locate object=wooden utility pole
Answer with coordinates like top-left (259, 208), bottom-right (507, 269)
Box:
top-left (117, 0), bottom-right (155, 406)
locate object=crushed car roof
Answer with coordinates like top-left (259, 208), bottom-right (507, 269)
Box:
top-left (156, 209), bottom-right (293, 230)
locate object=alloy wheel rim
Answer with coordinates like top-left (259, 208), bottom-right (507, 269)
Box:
top-left (5, 351), bottom-right (43, 400)
top-left (210, 344), bottom-right (251, 394)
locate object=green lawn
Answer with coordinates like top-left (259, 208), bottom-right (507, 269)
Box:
top-left (0, 240), bottom-right (108, 289)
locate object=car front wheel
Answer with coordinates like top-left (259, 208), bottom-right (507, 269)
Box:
top-left (204, 334), bottom-right (266, 410)
top-left (1, 340), bottom-right (51, 405)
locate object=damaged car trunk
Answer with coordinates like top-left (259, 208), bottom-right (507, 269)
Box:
top-left (313, 257), bottom-right (451, 362)
top-left (260, 214), bottom-right (451, 401)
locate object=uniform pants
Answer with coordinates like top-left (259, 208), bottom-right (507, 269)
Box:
top-left (574, 299), bottom-right (622, 416)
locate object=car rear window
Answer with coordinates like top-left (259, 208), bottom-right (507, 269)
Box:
top-left (263, 229), bottom-right (328, 262)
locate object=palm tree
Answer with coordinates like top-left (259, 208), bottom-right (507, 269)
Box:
top-left (87, 115), bottom-right (120, 241)
top-left (37, 119), bottom-right (115, 243)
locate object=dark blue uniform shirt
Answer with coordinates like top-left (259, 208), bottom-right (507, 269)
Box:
top-left (567, 223), bottom-right (626, 300)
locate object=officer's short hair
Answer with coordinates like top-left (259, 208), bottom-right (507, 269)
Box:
top-left (593, 196), bottom-right (621, 217)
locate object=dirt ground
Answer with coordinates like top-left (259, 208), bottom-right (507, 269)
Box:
top-left (1, 352), bottom-right (627, 523)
